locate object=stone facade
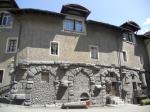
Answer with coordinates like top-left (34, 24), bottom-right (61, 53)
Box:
top-left (0, 1), bottom-right (149, 106)
top-left (8, 62), bottom-right (147, 105)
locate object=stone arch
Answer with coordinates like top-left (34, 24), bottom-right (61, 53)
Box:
top-left (66, 67), bottom-right (95, 101)
top-left (100, 68), bottom-right (120, 82)
top-left (100, 68), bottom-right (120, 96)
top-left (24, 65), bottom-right (58, 105)
top-left (80, 92), bottom-right (90, 101)
top-left (125, 71), bottom-right (140, 82)
top-left (68, 67), bottom-right (95, 84)
top-left (26, 66), bottom-right (58, 79)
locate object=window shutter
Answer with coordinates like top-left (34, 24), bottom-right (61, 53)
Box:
top-left (132, 34), bottom-right (136, 44)
top-left (0, 13), bottom-right (4, 25)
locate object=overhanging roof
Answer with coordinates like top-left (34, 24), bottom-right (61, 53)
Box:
top-left (8, 8), bottom-right (64, 17)
top-left (8, 9), bottom-right (138, 32)
top-left (61, 4), bottom-right (91, 18)
top-left (0, 0), bottom-right (19, 9)
top-left (87, 20), bottom-right (125, 31)
top-left (120, 21), bottom-right (141, 32)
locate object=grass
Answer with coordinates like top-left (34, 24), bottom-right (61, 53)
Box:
top-left (140, 98), bottom-right (150, 105)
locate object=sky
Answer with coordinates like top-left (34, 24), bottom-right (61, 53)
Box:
top-left (15, 0), bottom-right (150, 34)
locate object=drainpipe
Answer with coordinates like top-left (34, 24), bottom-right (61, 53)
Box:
top-left (13, 16), bottom-right (23, 82)
top-left (116, 32), bottom-right (124, 99)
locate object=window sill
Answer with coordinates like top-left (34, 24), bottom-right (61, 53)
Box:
top-left (5, 51), bottom-right (17, 54)
top-left (90, 58), bottom-right (98, 60)
top-left (0, 25), bottom-right (12, 29)
top-left (49, 54), bottom-right (59, 56)
top-left (123, 40), bottom-right (136, 45)
top-left (62, 30), bottom-right (87, 36)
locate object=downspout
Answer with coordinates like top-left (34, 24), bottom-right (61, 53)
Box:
top-left (13, 15), bottom-right (23, 82)
top-left (116, 31), bottom-right (123, 99)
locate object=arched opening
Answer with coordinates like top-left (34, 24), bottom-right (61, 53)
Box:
top-left (73, 71), bottom-right (90, 101)
top-left (80, 92), bottom-right (89, 101)
top-left (105, 71), bottom-right (120, 96)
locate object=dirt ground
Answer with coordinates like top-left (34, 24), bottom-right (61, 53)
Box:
top-left (0, 103), bottom-right (150, 112)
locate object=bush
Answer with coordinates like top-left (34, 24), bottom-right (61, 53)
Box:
top-left (140, 98), bottom-right (150, 105)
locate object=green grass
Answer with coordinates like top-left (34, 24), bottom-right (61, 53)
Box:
top-left (140, 98), bottom-right (150, 105)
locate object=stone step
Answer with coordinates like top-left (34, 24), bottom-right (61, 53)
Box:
top-left (110, 96), bottom-right (124, 105)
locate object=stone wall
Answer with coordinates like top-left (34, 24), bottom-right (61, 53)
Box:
top-left (11, 63), bottom-right (148, 105)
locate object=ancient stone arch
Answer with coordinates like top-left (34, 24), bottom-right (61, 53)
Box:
top-left (100, 68), bottom-right (120, 96)
top-left (24, 65), bottom-right (58, 105)
top-left (64, 67), bottom-right (96, 101)
top-left (26, 65), bottom-right (58, 78)
top-left (100, 68), bottom-right (120, 82)
top-left (125, 71), bottom-right (140, 82)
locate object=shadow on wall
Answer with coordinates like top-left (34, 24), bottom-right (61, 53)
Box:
top-left (0, 14), bottom-right (125, 64)
top-left (134, 38), bottom-right (150, 70)
top-left (74, 23), bottom-right (123, 53)
top-left (56, 86), bottom-right (67, 100)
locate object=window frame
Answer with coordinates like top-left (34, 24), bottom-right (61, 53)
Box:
top-left (63, 17), bottom-right (85, 34)
top-left (0, 12), bottom-right (13, 28)
top-left (5, 37), bottom-right (18, 54)
top-left (122, 51), bottom-right (128, 62)
top-left (89, 45), bottom-right (99, 59)
top-left (123, 32), bottom-right (136, 44)
top-left (0, 69), bottom-right (5, 83)
top-left (49, 41), bottom-right (59, 56)
top-left (139, 55), bottom-right (144, 65)
top-left (41, 72), bottom-right (49, 83)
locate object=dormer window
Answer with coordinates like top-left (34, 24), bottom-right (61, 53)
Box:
top-left (123, 32), bottom-right (136, 44)
top-left (64, 18), bottom-right (84, 33)
top-left (0, 12), bottom-right (13, 27)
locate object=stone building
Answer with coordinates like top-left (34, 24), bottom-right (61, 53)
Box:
top-left (144, 31), bottom-right (150, 97)
top-left (0, 0), bottom-right (149, 106)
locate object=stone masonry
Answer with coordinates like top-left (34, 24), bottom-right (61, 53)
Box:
top-left (9, 62), bottom-right (147, 106)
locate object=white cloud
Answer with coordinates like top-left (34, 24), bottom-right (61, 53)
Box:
top-left (138, 28), bottom-right (149, 34)
top-left (143, 18), bottom-right (150, 25)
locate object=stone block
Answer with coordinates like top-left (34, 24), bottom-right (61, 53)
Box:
top-left (41, 65), bottom-right (47, 70)
top-left (15, 94), bottom-right (26, 100)
top-left (25, 94), bottom-right (31, 100)
top-left (36, 66), bottom-right (42, 72)
top-left (69, 90), bottom-right (74, 96)
top-left (83, 68), bottom-right (92, 74)
top-left (30, 67), bottom-right (37, 74)
top-left (26, 83), bottom-right (33, 89)
top-left (27, 70), bottom-right (34, 77)
top-left (24, 100), bottom-right (31, 106)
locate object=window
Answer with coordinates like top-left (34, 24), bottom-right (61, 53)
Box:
top-left (0, 12), bottom-right (13, 27)
top-left (122, 51), bottom-right (127, 62)
top-left (41, 72), bottom-right (49, 82)
top-left (90, 46), bottom-right (98, 59)
top-left (64, 19), bottom-right (84, 33)
top-left (6, 38), bottom-right (18, 53)
top-left (50, 41), bottom-right (58, 55)
top-left (132, 82), bottom-right (137, 90)
top-left (0, 70), bottom-right (4, 83)
top-left (140, 55), bottom-right (144, 64)
top-left (75, 20), bottom-right (83, 32)
top-left (123, 32), bottom-right (136, 44)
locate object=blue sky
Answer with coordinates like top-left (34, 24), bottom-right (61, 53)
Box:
top-left (16, 0), bottom-right (150, 34)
